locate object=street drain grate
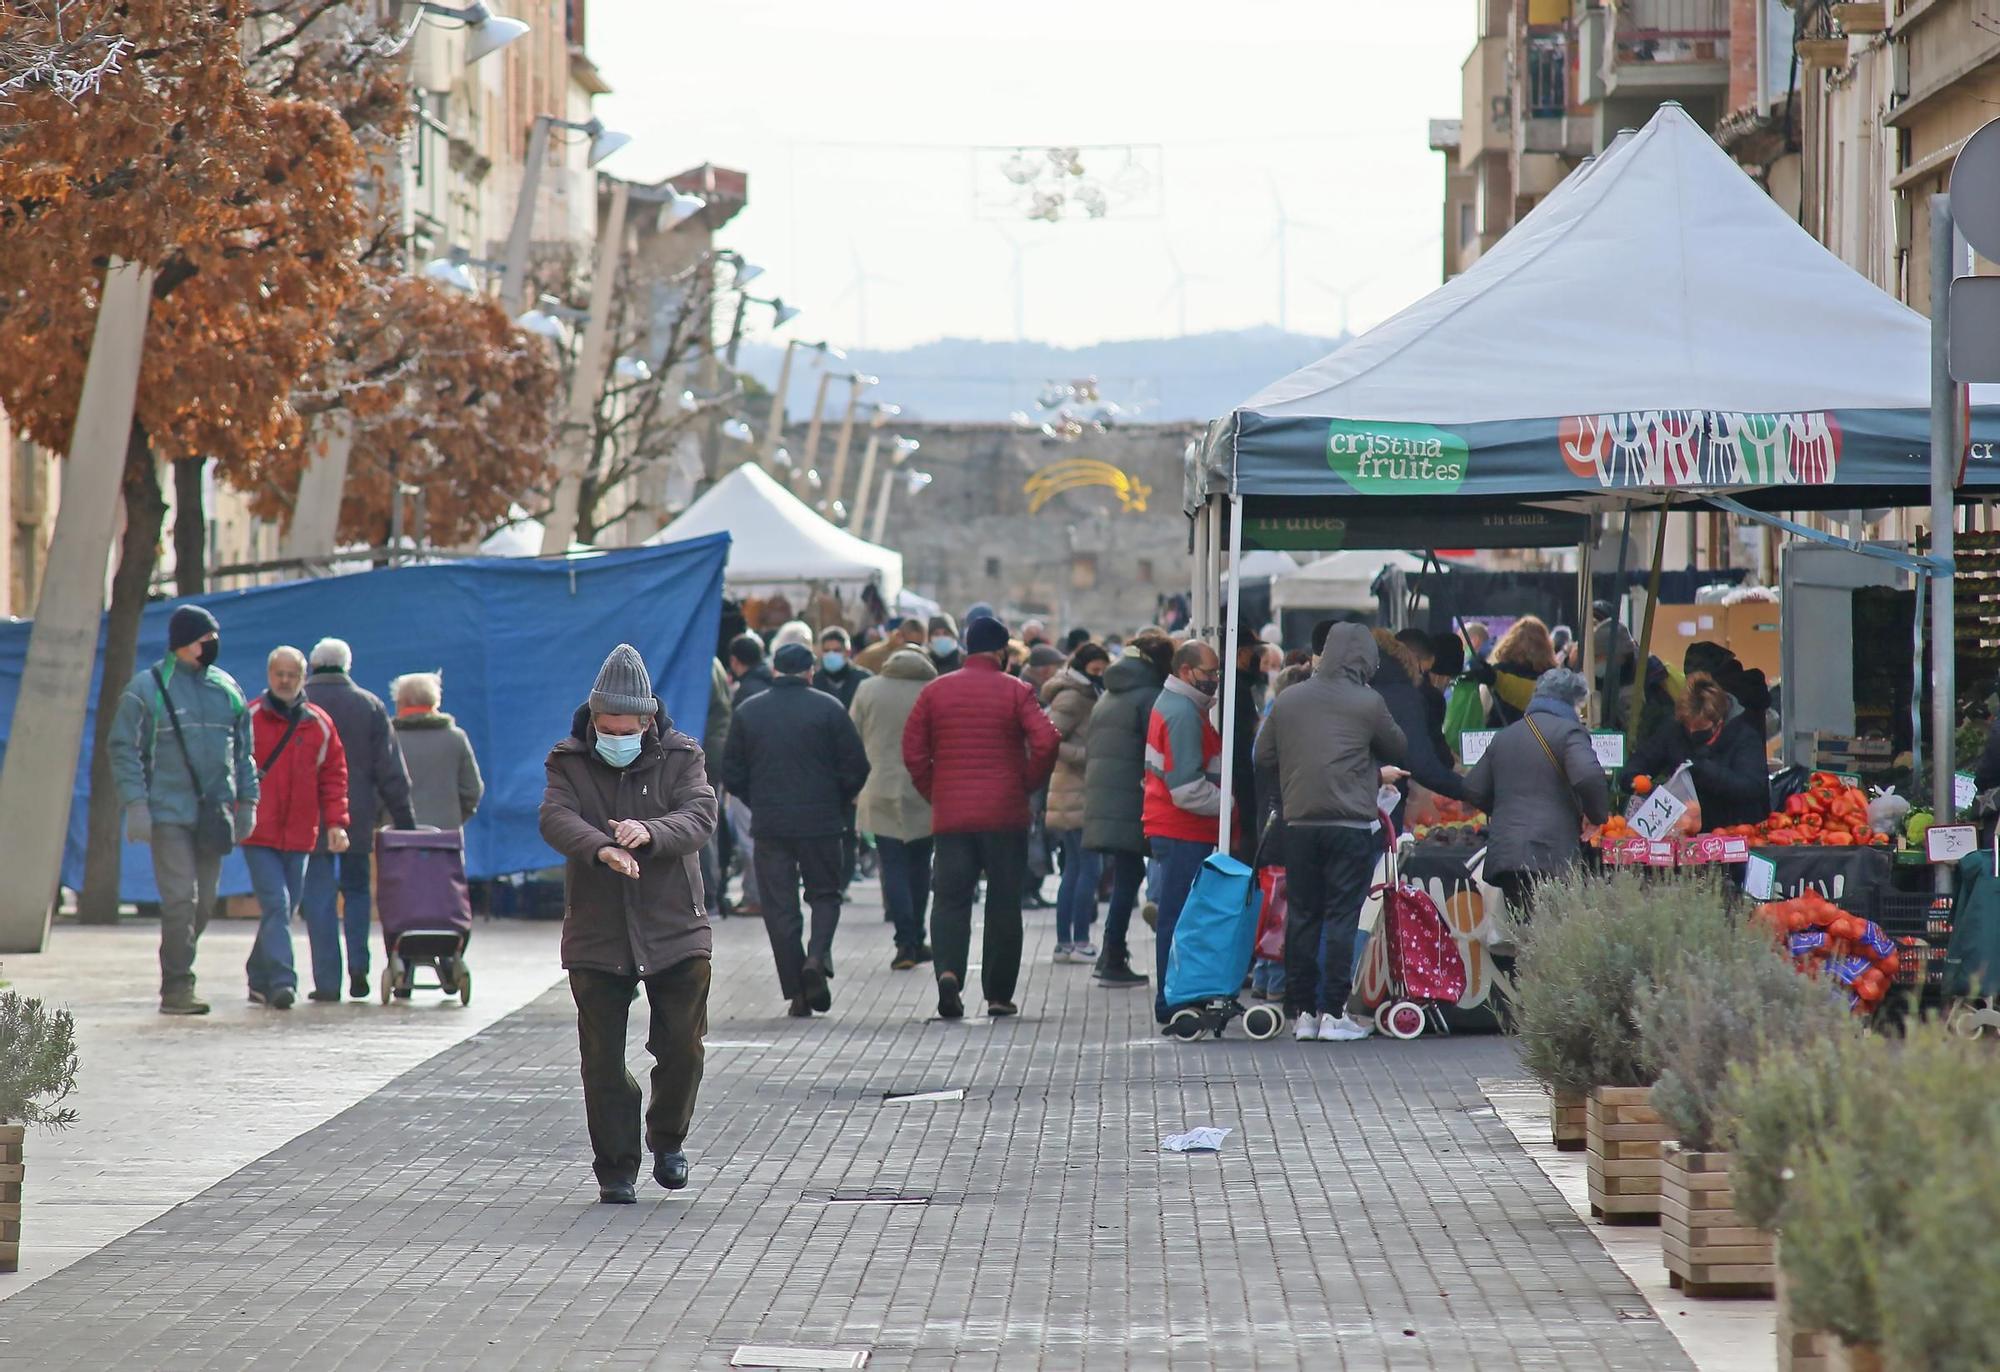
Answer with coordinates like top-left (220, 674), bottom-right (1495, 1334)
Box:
top-left (730, 1347), bottom-right (869, 1369)
top-left (881, 1087), bottom-right (965, 1103)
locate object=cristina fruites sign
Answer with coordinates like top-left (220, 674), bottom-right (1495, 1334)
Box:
top-left (1558, 410), bottom-right (1841, 488)
top-left (1325, 420), bottom-right (1471, 493)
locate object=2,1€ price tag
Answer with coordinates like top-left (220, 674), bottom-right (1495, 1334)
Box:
top-left (1743, 853), bottom-right (1777, 901)
top-left (1926, 824), bottom-right (1979, 864)
top-left (1458, 730), bottom-right (1497, 766)
top-left (1627, 787), bottom-right (1688, 841)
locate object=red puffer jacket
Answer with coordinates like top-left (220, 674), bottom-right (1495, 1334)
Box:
top-left (244, 693), bottom-right (350, 853)
top-left (902, 655), bottom-right (1060, 834)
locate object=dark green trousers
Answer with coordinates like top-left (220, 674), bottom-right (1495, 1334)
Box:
top-left (570, 956), bottom-right (710, 1186)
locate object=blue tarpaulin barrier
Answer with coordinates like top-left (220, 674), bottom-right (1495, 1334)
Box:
top-left (0, 535), bottom-right (729, 901)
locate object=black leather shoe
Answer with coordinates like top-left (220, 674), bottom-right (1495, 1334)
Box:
top-left (349, 974), bottom-right (369, 1000)
top-left (653, 1151), bottom-right (690, 1191)
top-left (801, 963), bottom-right (832, 1013)
top-left (598, 1182), bottom-right (637, 1204)
top-left (986, 1000), bottom-right (1019, 1018)
top-left (891, 948), bottom-right (918, 971)
top-left (307, 989), bottom-right (341, 1004)
top-left (788, 994), bottom-right (813, 1018)
top-left (936, 972), bottom-right (964, 1021)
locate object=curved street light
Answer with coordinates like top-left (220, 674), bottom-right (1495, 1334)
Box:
top-left (417, 3), bottom-right (530, 63)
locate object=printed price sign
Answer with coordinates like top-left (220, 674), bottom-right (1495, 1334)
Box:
top-left (1956, 772), bottom-right (1979, 813)
top-left (1627, 787), bottom-right (1688, 841)
top-left (1646, 840), bottom-right (1678, 867)
top-left (1458, 730), bottom-right (1497, 766)
top-left (1590, 732), bottom-right (1626, 771)
top-left (1743, 853), bottom-right (1777, 900)
top-left (1926, 824), bottom-right (1979, 864)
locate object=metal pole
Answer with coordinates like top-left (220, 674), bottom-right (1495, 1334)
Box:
top-left (540, 178), bottom-right (629, 554)
top-left (1217, 495), bottom-right (1245, 845)
top-left (851, 412), bottom-right (886, 531)
top-left (827, 373), bottom-right (867, 514)
top-left (868, 455), bottom-right (898, 544)
top-left (501, 117), bottom-right (553, 318)
top-left (801, 369), bottom-right (833, 490)
top-left (1627, 498), bottom-right (1671, 747)
top-left (1930, 194), bottom-right (1959, 821)
top-left (0, 260), bottom-right (155, 953)
top-left (1577, 519), bottom-right (1597, 726)
top-left (761, 339), bottom-right (799, 470)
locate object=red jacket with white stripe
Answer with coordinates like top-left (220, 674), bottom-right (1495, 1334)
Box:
top-left (1142, 675), bottom-right (1233, 846)
top-left (244, 692), bottom-right (350, 853)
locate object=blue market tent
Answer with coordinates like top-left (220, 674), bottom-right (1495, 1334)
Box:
top-left (0, 535), bottom-right (729, 901)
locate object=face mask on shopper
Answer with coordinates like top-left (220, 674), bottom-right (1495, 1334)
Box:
top-left (931, 636), bottom-right (958, 658)
top-left (595, 732), bottom-right (642, 769)
top-left (822, 652), bottom-right (847, 674)
top-left (198, 638), bottom-right (221, 670)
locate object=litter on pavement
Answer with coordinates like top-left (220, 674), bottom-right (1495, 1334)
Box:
top-left (1161, 1127), bottom-right (1233, 1153)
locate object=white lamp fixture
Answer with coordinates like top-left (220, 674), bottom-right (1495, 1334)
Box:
top-left (771, 447), bottom-right (793, 470)
top-left (662, 188), bottom-right (707, 226)
top-left (894, 436), bottom-right (921, 455)
top-left (679, 389), bottom-right (701, 414)
top-left (732, 259), bottom-right (765, 287)
top-left (575, 118), bottom-right (631, 168)
top-left (772, 300), bottom-right (802, 327)
top-left (721, 418), bottom-right (754, 443)
top-left (516, 309), bottom-right (568, 343)
top-left (614, 355), bottom-right (652, 383)
top-left (419, 3), bottom-right (530, 64)
top-left (423, 257), bottom-right (477, 294)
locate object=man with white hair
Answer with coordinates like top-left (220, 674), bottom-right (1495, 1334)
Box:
top-left (304, 638), bottom-right (416, 1000)
top-left (243, 646), bottom-right (350, 1008)
top-left (390, 672), bottom-right (484, 831)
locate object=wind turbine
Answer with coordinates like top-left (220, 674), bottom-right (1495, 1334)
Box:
top-left (1309, 276), bottom-right (1372, 341)
top-left (1266, 177), bottom-right (1334, 335)
top-left (1158, 240), bottom-right (1215, 337)
top-left (828, 240), bottom-right (896, 348)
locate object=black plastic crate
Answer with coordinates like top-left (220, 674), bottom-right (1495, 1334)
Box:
top-left (1873, 891), bottom-right (1953, 991)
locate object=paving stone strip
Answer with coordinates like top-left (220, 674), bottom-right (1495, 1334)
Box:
top-left (0, 909), bottom-right (1691, 1372)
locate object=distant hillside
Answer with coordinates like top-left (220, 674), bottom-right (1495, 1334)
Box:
top-left (733, 327), bottom-right (1344, 425)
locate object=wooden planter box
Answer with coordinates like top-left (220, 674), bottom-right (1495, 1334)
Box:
top-left (1830, 1346), bottom-right (1884, 1372)
top-left (1659, 1142), bottom-right (1773, 1296)
top-left (1586, 1085), bottom-right (1667, 1223)
top-left (1775, 1238), bottom-right (1840, 1372)
top-left (0, 1124), bottom-right (21, 1274)
top-left (1551, 1088), bottom-right (1587, 1151)
top-left (1796, 36), bottom-right (1852, 68)
top-left (1830, 2), bottom-right (1887, 32)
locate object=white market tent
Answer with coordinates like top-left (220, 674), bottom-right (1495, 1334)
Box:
top-left (1269, 550), bottom-right (1433, 613)
top-left (646, 462), bottom-right (903, 602)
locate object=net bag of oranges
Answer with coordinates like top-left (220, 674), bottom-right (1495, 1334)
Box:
top-left (1755, 892), bottom-right (1900, 1013)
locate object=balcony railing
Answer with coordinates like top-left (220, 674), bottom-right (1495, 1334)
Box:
top-left (1614, 0), bottom-right (1729, 65)
top-left (1525, 25), bottom-right (1570, 118)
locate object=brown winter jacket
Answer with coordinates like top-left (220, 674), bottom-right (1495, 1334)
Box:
top-left (540, 702), bottom-right (718, 978)
top-left (1040, 668), bottom-right (1097, 833)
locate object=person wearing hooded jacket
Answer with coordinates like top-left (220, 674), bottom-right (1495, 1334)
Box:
top-left (851, 647), bottom-right (939, 969)
top-left (1463, 668), bottom-right (1610, 915)
top-left (540, 644), bottom-right (718, 1206)
top-left (1041, 642), bottom-right (1110, 964)
top-left (1082, 632), bottom-right (1172, 988)
top-left (721, 643), bottom-right (871, 1017)
top-left (1254, 623), bottom-right (1407, 1044)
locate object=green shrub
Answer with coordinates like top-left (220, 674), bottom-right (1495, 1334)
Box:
top-left (1877, 1140), bottom-right (2000, 1372)
top-left (0, 990), bottom-right (78, 1129)
top-left (1720, 1034), bottom-right (1867, 1234)
top-left (1636, 941), bottom-right (1860, 1152)
top-left (1505, 869), bottom-right (1748, 1095)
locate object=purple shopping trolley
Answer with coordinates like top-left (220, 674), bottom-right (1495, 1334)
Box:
top-left (375, 828), bottom-right (473, 1005)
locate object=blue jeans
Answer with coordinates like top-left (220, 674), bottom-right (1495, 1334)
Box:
top-left (243, 845), bottom-right (307, 995)
top-left (1101, 849), bottom-right (1145, 962)
top-left (1149, 835), bottom-right (1214, 1022)
top-left (1053, 829), bottom-right (1100, 945)
top-left (875, 835), bottom-right (933, 952)
top-left (303, 849), bottom-right (373, 995)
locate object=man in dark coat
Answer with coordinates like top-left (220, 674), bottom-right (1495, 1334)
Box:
top-left (302, 637), bottom-right (416, 1001)
top-left (902, 614), bottom-right (1061, 1019)
top-left (811, 625), bottom-right (873, 710)
top-left (540, 644), bottom-right (717, 1204)
top-left (1081, 632), bottom-right (1171, 987)
top-left (724, 633), bottom-right (774, 915)
top-left (722, 643), bottom-right (871, 1017)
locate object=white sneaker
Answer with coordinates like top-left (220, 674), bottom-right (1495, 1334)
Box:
top-left (1319, 1012), bottom-right (1372, 1042)
top-left (1294, 1012), bottom-right (1318, 1042)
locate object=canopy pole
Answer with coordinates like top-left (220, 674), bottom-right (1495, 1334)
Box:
top-left (1606, 507), bottom-right (1634, 726)
top-left (1912, 571), bottom-right (1928, 805)
top-left (1577, 520), bottom-right (1597, 726)
top-left (1627, 498), bottom-right (1670, 747)
top-left (1929, 193), bottom-right (1960, 826)
top-left (1217, 494), bottom-right (1245, 849)
top-left (1192, 501), bottom-right (1212, 640)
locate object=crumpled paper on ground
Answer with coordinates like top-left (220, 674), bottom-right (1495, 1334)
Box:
top-left (1161, 1127), bottom-right (1233, 1153)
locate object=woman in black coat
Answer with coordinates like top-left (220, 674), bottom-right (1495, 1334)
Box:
top-left (1619, 673), bottom-right (1769, 832)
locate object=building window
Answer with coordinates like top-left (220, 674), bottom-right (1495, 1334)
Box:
top-left (985, 556), bottom-right (1001, 579)
top-left (1458, 201), bottom-right (1475, 249)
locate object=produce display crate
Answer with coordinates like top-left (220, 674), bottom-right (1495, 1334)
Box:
top-left (1871, 891), bottom-right (1953, 1003)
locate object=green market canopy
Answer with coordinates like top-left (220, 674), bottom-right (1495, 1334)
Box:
top-left (1194, 103), bottom-right (2000, 525)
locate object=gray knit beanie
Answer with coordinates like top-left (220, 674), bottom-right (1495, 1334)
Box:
top-left (589, 644), bottom-right (658, 716)
top-left (1532, 666), bottom-right (1589, 709)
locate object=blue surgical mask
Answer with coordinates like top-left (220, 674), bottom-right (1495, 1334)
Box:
top-left (595, 732), bottom-right (642, 769)
top-left (822, 651), bottom-right (847, 673)
top-left (931, 636), bottom-right (958, 657)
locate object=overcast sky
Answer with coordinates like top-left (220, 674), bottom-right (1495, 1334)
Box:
top-left (591, 1), bottom-right (1470, 351)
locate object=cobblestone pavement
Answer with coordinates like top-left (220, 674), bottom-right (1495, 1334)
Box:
top-left (0, 892), bottom-right (1692, 1371)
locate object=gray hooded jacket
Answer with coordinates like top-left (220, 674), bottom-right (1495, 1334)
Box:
top-left (1253, 623), bottom-right (1407, 826)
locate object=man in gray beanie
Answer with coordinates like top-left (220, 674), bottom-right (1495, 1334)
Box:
top-left (720, 642), bottom-right (870, 1017)
top-left (1463, 666), bottom-right (1610, 917)
top-left (540, 644), bottom-right (718, 1204)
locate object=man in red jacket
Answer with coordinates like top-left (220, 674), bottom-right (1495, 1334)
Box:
top-left (902, 614), bottom-right (1060, 1020)
top-left (243, 646), bottom-right (351, 1009)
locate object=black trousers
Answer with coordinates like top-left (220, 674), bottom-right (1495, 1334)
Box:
top-left (753, 834), bottom-right (845, 999)
top-left (570, 957), bottom-right (710, 1187)
top-left (931, 830), bottom-right (1026, 1005)
top-left (1282, 824), bottom-right (1379, 1019)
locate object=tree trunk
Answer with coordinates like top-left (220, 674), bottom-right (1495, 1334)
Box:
top-left (575, 472), bottom-right (600, 547)
top-left (77, 422), bottom-right (166, 925)
top-left (172, 456), bottom-right (205, 596)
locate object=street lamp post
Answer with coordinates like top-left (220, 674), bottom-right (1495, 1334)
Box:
top-left (500, 114), bottom-right (631, 317)
top-left (849, 404), bottom-right (899, 532)
top-left (826, 371), bottom-right (876, 516)
top-left (759, 338), bottom-right (839, 471)
top-left (799, 369), bottom-right (835, 493)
